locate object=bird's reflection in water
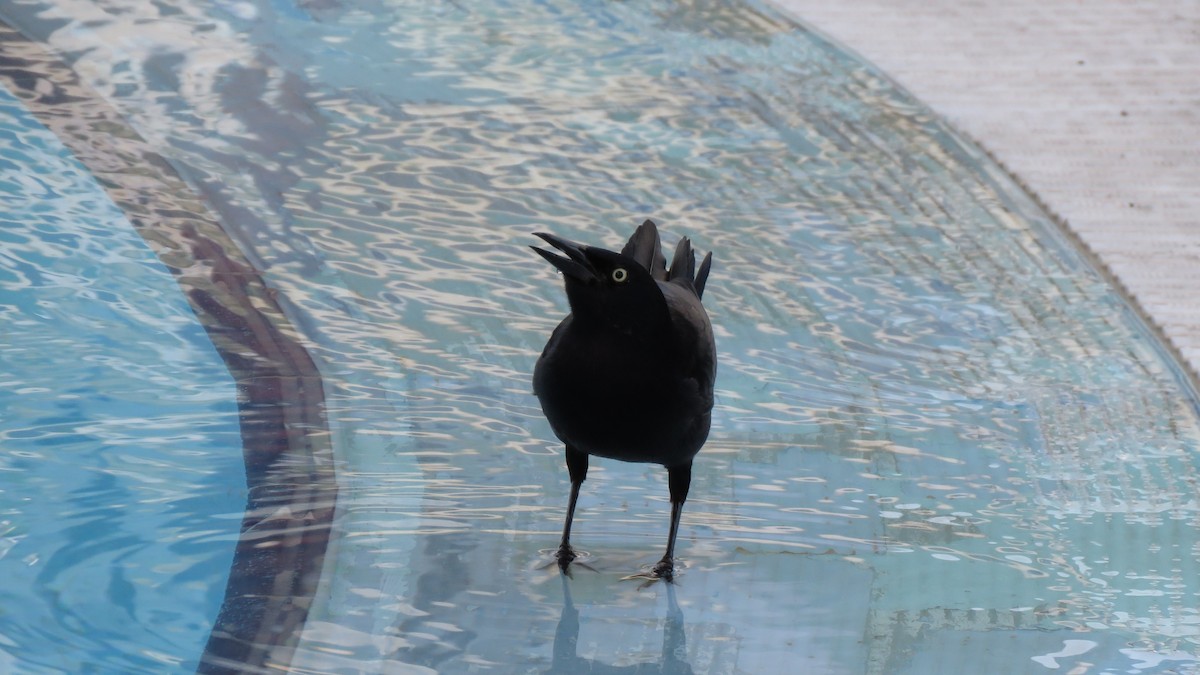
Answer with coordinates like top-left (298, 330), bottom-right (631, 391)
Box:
top-left (547, 577), bottom-right (694, 675)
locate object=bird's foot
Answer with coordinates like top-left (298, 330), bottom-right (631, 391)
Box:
top-left (555, 544), bottom-right (577, 572)
top-left (650, 558), bottom-right (676, 581)
top-left (538, 545), bottom-right (595, 577)
top-left (621, 557), bottom-right (677, 587)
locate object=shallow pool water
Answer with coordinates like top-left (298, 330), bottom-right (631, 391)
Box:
top-left (0, 83), bottom-right (244, 671)
top-left (2, 0), bottom-right (1200, 673)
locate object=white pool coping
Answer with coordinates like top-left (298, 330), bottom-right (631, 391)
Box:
top-left (776, 0), bottom-right (1200, 388)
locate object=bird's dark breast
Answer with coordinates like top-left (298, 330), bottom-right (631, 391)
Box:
top-left (533, 333), bottom-right (710, 466)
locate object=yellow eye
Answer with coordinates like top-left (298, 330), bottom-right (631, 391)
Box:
top-left (611, 267), bottom-right (628, 283)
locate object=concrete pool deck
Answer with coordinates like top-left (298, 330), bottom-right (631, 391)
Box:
top-left (778, 0), bottom-right (1200, 386)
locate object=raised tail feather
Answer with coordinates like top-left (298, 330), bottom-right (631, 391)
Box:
top-left (694, 251), bottom-right (712, 300)
top-left (668, 236), bottom-right (713, 300)
top-left (667, 237), bottom-right (695, 286)
top-left (621, 219), bottom-right (668, 280)
top-left (627, 218), bottom-right (712, 299)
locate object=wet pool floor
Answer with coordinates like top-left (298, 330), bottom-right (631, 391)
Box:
top-left (2, 1), bottom-right (1200, 673)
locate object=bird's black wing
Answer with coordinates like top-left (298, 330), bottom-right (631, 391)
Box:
top-left (659, 282), bottom-right (717, 413)
top-left (661, 235), bottom-right (715, 410)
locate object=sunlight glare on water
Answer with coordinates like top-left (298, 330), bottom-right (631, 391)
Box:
top-left (1, 0), bottom-right (1200, 672)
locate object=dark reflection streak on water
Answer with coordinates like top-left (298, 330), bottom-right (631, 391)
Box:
top-left (0, 23), bottom-right (337, 673)
top-left (389, 531), bottom-right (480, 669)
top-left (548, 577), bottom-right (694, 675)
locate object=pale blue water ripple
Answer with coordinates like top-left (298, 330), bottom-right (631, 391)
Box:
top-left (2, 0), bottom-right (1199, 672)
top-left (0, 84), bottom-right (245, 672)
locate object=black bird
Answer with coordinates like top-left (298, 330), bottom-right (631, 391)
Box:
top-left (531, 219), bottom-right (715, 582)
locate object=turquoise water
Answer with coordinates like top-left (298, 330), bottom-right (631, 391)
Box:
top-left (2, 0), bottom-right (1200, 673)
top-left (0, 85), bottom-right (244, 672)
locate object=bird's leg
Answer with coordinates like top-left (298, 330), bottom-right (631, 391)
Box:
top-left (556, 445), bottom-right (588, 573)
top-left (650, 462), bottom-right (692, 582)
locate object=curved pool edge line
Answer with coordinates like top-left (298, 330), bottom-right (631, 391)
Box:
top-left (763, 0), bottom-right (1200, 406)
top-left (0, 21), bottom-right (338, 673)
top-left (954, 132), bottom-right (1200, 407)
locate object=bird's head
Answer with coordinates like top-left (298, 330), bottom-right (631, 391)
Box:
top-left (532, 231), bottom-right (668, 333)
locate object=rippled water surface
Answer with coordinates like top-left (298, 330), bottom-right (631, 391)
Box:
top-left (3, 0), bottom-right (1200, 673)
top-left (0, 84), bottom-right (244, 672)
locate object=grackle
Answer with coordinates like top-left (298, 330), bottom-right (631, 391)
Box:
top-left (531, 219), bottom-right (715, 582)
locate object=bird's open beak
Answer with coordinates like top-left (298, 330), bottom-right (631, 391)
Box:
top-left (531, 233), bottom-right (598, 283)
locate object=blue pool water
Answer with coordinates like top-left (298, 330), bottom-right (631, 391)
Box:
top-left (2, 1), bottom-right (1200, 673)
top-left (0, 84), bottom-right (244, 671)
